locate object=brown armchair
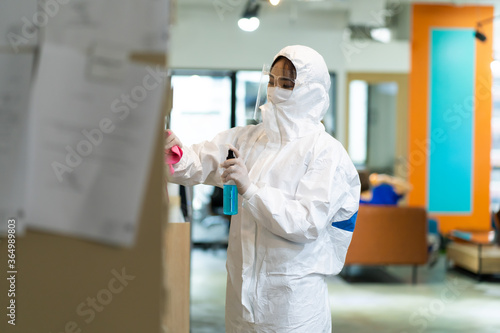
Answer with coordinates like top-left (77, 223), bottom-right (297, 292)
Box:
top-left (344, 205), bottom-right (428, 284)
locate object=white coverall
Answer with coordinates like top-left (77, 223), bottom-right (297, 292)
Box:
top-left (169, 45), bottom-right (360, 332)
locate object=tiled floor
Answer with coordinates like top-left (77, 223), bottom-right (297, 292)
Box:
top-left (190, 248), bottom-right (500, 333)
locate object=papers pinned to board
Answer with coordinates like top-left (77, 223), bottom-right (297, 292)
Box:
top-left (0, 0), bottom-right (170, 246)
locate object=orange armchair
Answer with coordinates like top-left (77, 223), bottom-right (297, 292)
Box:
top-left (344, 205), bottom-right (428, 284)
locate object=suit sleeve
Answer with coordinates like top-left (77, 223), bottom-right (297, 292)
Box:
top-left (168, 127), bottom-right (243, 187)
top-left (242, 143), bottom-right (360, 243)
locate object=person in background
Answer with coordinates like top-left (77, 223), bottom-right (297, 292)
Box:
top-left (165, 45), bottom-right (360, 333)
top-left (358, 169), bottom-right (440, 266)
top-left (358, 170), bottom-right (412, 205)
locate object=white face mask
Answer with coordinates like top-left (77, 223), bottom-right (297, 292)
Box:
top-left (267, 86), bottom-right (293, 105)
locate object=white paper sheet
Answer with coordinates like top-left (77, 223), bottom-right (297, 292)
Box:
top-left (42, 0), bottom-right (169, 52)
top-left (0, 0), bottom-right (38, 49)
top-left (0, 52), bottom-right (34, 236)
top-left (25, 43), bottom-right (165, 246)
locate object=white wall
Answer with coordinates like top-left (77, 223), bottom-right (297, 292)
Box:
top-left (169, 2), bottom-right (410, 144)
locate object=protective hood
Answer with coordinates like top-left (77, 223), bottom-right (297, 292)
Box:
top-left (261, 45), bottom-right (331, 142)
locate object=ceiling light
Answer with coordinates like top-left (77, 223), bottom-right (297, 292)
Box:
top-left (269, 0), bottom-right (280, 6)
top-left (370, 27), bottom-right (391, 43)
top-left (238, 0), bottom-right (260, 32)
top-left (238, 17), bottom-right (260, 32)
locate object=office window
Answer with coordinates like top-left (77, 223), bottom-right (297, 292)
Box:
top-left (491, 75), bottom-right (500, 211)
top-left (348, 80), bottom-right (398, 174)
top-left (170, 72), bottom-right (232, 232)
top-left (348, 80), bottom-right (369, 166)
top-left (170, 73), bottom-right (232, 146)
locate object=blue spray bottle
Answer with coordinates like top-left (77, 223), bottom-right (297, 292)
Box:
top-left (223, 149), bottom-right (238, 215)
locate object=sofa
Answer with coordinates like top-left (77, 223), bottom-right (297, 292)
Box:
top-left (344, 205), bottom-right (429, 283)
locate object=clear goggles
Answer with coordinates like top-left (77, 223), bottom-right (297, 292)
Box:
top-left (253, 64), bottom-right (296, 123)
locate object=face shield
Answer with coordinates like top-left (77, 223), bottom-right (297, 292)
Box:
top-left (253, 64), bottom-right (296, 123)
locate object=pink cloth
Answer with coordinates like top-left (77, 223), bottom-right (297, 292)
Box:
top-left (165, 145), bottom-right (183, 175)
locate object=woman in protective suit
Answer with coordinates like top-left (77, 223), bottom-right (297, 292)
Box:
top-left (165, 45), bottom-right (360, 333)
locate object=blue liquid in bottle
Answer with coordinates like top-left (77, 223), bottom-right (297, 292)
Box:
top-left (223, 183), bottom-right (238, 215)
top-left (223, 149), bottom-right (238, 215)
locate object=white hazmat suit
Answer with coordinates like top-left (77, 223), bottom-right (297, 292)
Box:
top-left (169, 45), bottom-right (360, 332)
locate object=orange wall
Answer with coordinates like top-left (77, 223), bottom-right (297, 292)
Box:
top-left (409, 4), bottom-right (493, 233)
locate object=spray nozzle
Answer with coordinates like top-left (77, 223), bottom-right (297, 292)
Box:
top-left (226, 149), bottom-right (235, 160)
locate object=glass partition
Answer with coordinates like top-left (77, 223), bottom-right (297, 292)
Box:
top-left (491, 76), bottom-right (500, 211)
top-left (348, 80), bottom-right (398, 174)
top-left (170, 74), bottom-right (232, 146)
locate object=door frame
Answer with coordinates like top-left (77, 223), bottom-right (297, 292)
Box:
top-left (345, 72), bottom-right (409, 179)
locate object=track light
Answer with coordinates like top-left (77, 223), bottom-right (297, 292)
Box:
top-left (238, 0), bottom-right (260, 32)
top-left (474, 30), bottom-right (487, 42)
top-left (473, 14), bottom-right (500, 42)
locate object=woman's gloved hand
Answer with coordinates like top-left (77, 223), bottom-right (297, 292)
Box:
top-left (220, 145), bottom-right (251, 195)
top-left (164, 130), bottom-right (183, 174)
top-left (165, 129), bottom-right (183, 150)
